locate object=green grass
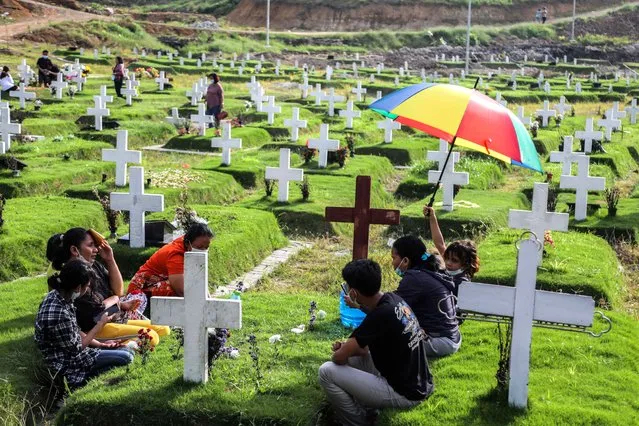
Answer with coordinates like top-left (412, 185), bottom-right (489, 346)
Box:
top-left (476, 230), bottom-right (624, 305)
top-left (568, 197), bottom-right (639, 243)
top-left (0, 197), bottom-right (107, 283)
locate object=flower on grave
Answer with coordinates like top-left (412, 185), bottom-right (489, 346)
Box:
top-left (34, 99), bottom-right (43, 111)
top-left (67, 85), bottom-right (77, 99)
top-left (230, 116), bottom-right (243, 128)
top-left (93, 187), bottom-right (120, 238)
top-left (244, 101), bottom-right (253, 111)
top-left (136, 327), bottom-right (154, 365)
top-left (529, 120), bottom-right (539, 137)
top-left (82, 65), bottom-right (91, 76)
top-left (317, 310), bottom-right (327, 320)
top-left (554, 114), bottom-right (564, 127)
top-left (268, 334), bottom-right (282, 344)
top-left (544, 172), bottom-right (553, 183)
top-left (544, 230), bottom-right (555, 248)
top-left (214, 128), bottom-right (221, 137)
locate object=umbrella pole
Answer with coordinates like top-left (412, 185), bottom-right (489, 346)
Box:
top-left (427, 136), bottom-right (458, 210)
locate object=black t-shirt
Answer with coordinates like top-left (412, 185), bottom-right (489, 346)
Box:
top-left (395, 268), bottom-right (459, 339)
top-left (36, 57), bottom-right (53, 72)
top-left (351, 292), bottom-right (434, 401)
top-left (74, 262), bottom-right (112, 332)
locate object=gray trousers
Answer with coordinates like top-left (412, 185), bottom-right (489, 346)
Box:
top-left (425, 333), bottom-right (462, 357)
top-left (318, 354), bottom-right (421, 426)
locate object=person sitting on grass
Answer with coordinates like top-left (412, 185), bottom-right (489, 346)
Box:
top-left (47, 228), bottom-right (168, 345)
top-left (319, 259), bottom-right (433, 426)
top-left (390, 235), bottom-right (461, 357)
top-left (35, 259), bottom-right (134, 389)
top-left (127, 223), bottom-right (214, 298)
top-left (423, 206), bottom-right (480, 294)
top-left (0, 66), bottom-right (18, 99)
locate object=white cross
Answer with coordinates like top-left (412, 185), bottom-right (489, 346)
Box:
top-left (575, 82), bottom-right (582, 94)
top-left (211, 120), bottom-right (242, 166)
top-left (627, 98), bottom-right (639, 125)
top-left (597, 115), bottom-right (620, 141)
top-left (325, 65), bottom-right (333, 81)
top-left (428, 158), bottom-right (469, 211)
top-left (351, 81), bottom-right (367, 102)
top-left (50, 73), bottom-right (68, 100)
top-left (339, 101), bottom-right (361, 129)
top-left (151, 251), bottom-right (242, 383)
top-left (427, 139), bottom-right (458, 171)
top-left (247, 75), bottom-right (260, 93)
top-left (110, 167), bottom-right (164, 248)
top-left (129, 74), bottom-right (140, 91)
top-left (516, 106), bottom-right (531, 127)
top-left (611, 101), bottom-right (627, 121)
top-left (322, 88), bottom-right (344, 117)
top-left (560, 155), bottom-right (605, 221)
top-left (495, 92), bottom-right (507, 107)
top-left (308, 124), bottom-right (340, 168)
top-left (262, 96), bottom-right (281, 125)
top-left (508, 183), bottom-right (569, 264)
top-left (377, 118), bottom-right (401, 143)
top-left (535, 100), bottom-right (556, 127)
top-left (549, 136), bottom-right (583, 176)
top-left (97, 85), bottom-right (113, 106)
top-left (187, 83), bottom-right (202, 107)
top-left (299, 75), bottom-right (312, 99)
top-left (191, 103), bottom-right (214, 136)
top-left (157, 51), bottom-right (162, 59)
top-left (458, 236), bottom-right (597, 408)
top-left (0, 107), bottom-right (20, 154)
top-left (155, 71), bottom-right (169, 91)
top-left (310, 84), bottom-right (325, 107)
top-left (252, 87), bottom-right (266, 112)
top-left (284, 107), bottom-right (307, 142)
top-left (574, 118), bottom-right (603, 154)
top-left (71, 74), bottom-right (86, 92)
top-left (121, 80), bottom-right (137, 106)
top-left (554, 96), bottom-right (571, 115)
top-left (265, 148), bottom-right (304, 202)
top-left (102, 130), bottom-right (142, 187)
top-left (87, 96), bottom-right (110, 131)
top-left (167, 52), bottom-right (173, 61)
top-left (9, 83), bottom-right (35, 109)
top-left (543, 81), bottom-right (551, 94)
top-left (165, 107), bottom-right (182, 126)
top-left (18, 60), bottom-right (33, 84)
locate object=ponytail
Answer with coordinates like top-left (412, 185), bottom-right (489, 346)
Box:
top-left (47, 259), bottom-right (94, 293)
top-left (46, 228), bottom-right (89, 271)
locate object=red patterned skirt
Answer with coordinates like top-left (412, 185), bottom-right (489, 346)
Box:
top-left (127, 271), bottom-right (177, 297)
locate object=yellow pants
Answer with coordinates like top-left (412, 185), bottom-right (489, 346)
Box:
top-left (95, 320), bottom-right (171, 346)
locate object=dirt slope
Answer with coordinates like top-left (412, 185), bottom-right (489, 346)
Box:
top-left (227, 0), bottom-right (627, 31)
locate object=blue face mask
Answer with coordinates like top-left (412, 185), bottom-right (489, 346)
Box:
top-left (394, 267), bottom-right (405, 277)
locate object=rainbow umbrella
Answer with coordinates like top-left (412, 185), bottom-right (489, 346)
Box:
top-left (369, 81), bottom-right (542, 208)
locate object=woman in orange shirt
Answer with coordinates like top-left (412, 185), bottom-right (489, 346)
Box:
top-left (128, 223), bottom-right (214, 297)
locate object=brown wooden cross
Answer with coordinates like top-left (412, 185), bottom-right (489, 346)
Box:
top-left (325, 175), bottom-right (400, 260)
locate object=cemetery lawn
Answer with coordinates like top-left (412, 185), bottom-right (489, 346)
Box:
top-left (1, 277), bottom-right (638, 425)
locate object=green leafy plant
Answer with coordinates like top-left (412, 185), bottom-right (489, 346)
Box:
top-left (604, 186), bottom-right (621, 217)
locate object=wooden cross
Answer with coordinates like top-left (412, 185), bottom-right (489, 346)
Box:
top-left (325, 175), bottom-right (400, 260)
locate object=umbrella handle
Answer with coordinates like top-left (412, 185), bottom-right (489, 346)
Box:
top-left (427, 136), bottom-right (457, 211)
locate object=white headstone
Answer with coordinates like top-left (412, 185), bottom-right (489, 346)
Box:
top-left (121, 80), bottom-right (137, 106)
top-left (102, 130), bottom-right (142, 187)
top-left (165, 107), bottom-right (182, 126)
top-left (97, 85), bottom-right (114, 106)
top-left (211, 120), bottom-right (242, 166)
top-left (554, 96), bottom-right (571, 115)
top-left (427, 139), bottom-right (458, 171)
top-left (9, 83), bottom-right (35, 109)
top-left (377, 118), bottom-right (401, 143)
top-left (575, 82), bottom-right (582, 94)
top-left (339, 101), bottom-right (361, 129)
top-left (155, 71), bottom-right (169, 91)
top-left (627, 98), bottom-right (638, 125)
top-left (110, 167), bottom-right (164, 248)
top-left (351, 81), bottom-right (367, 102)
top-left (265, 148), bottom-right (304, 202)
top-left (50, 73), bottom-right (68, 100)
top-left (560, 155), bottom-right (605, 221)
top-left (428, 155), bottom-right (469, 211)
top-left (597, 116), bottom-right (621, 141)
top-left (516, 106), bottom-right (531, 126)
top-left (87, 96), bottom-right (109, 131)
top-left (151, 251), bottom-right (242, 383)
top-left (535, 100), bottom-right (556, 127)
top-left (262, 96), bottom-right (281, 125)
top-left (299, 75), bottom-right (312, 99)
top-left (191, 103), bottom-right (214, 136)
top-left (308, 124), bottom-right (340, 168)
top-left (322, 88), bottom-right (345, 117)
top-left (0, 107), bottom-right (20, 153)
top-left (550, 136), bottom-right (582, 176)
top-left (310, 83), bottom-right (325, 107)
top-left (284, 107), bottom-right (307, 142)
top-left (575, 118), bottom-right (603, 154)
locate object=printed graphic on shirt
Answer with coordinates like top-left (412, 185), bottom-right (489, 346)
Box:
top-left (395, 301), bottom-right (426, 350)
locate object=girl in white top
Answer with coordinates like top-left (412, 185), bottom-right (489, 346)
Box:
top-left (0, 66), bottom-right (18, 95)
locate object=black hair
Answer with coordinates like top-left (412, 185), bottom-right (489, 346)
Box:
top-left (42, 50), bottom-right (48, 54)
top-left (116, 56), bottom-right (123, 64)
top-left (2, 66), bottom-right (8, 72)
top-left (46, 228), bottom-right (89, 271)
top-left (211, 73), bottom-right (220, 83)
top-left (47, 259), bottom-right (94, 292)
top-left (342, 259), bottom-right (382, 297)
top-left (444, 240), bottom-right (480, 277)
top-left (393, 235), bottom-right (445, 273)
top-left (183, 223), bottom-right (214, 248)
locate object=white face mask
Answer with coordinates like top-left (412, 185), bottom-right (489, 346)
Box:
top-left (71, 291), bottom-right (81, 301)
top-left (446, 268), bottom-right (465, 277)
top-left (190, 247), bottom-right (208, 253)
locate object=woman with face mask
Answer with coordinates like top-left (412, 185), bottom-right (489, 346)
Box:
top-left (46, 228), bottom-right (168, 345)
top-left (127, 223), bottom-right (214, 298)
top-left (35, 259), bottom-right (134, 388)
top-left (390, 235), bottom-right (461, 357)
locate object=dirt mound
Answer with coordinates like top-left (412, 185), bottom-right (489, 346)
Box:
top-left (131, 11), bottom-right (216, 24)
top-left (227, 0), bottom-right (626, 31)
top-left (557, 6), bottom-right (639, 40)
top-left (0, 0), bottom-right (33, 19)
